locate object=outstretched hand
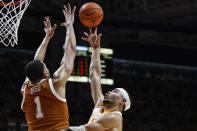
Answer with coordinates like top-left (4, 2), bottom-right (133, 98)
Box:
top-left (61, 4), bottom-right (76, 27)
top-left (44, 16), bottom-right (57, 39)
top-left (81, 27), bottom-right (102, 49)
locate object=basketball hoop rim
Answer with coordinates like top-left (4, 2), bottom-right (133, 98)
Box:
top-left (0, 0), bottom-right (28, 6)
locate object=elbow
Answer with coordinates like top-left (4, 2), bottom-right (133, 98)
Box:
top-left (68, 38), bottom-right (76, 54)
top-left (65, 67), bottom-right (73, 75)
top-left (89, 70), bottom-right (94, 79)
top-left (89, 70), bottom-right (100, 80)
top-left (89, 66), bottom-right (101, 79)
top-left (67, 44), bottom-right (77, 57)
top-left (64, 64), bottom-right (73, 75)
top-left (89, 69), bottom-right (95, 79)
top-left (70, 44), bottom-right (76, 54)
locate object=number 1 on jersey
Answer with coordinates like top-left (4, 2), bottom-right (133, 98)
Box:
top-left (34, 96), bottom-right (44, 118)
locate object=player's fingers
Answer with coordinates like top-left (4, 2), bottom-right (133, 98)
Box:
top-left (98, 33), bottom-right (102, 38)
top-left (72, 6), bottom-right (76, 15)
top-left (97, 33), bottom-right (102, 41)
top-left (84, 32), bottom-right (89, 37)
top-left (68, 3), bottom-right (71, 14)
top-left (64, 5), bottom-right (68, 13)
top-left (94, 27), bottom-right (97, 34)
top-left (63, 10), bottom-right (66, 17)
top-left (81, 37), bottom-right (88, 41)
top-left (46, 16), bottom-right (50, 27)
top-left (47, 16), bottom-right (50, 23)
top-left (89, 28), bottom-right (93, 34)
top-left (46, 16), bottom-right (49, 22)
top-left (47, 16), bottom-right (50, 22)
top-left (48, 17), bottom-right (52, 28)
top-left (52, 24), bottom-right (57, 30)
top-left (50, 26), bottom-right (56, 33)
top-left (43, 21), bottom-right (47, 28)
top-left (45, 16), bottom-right (47, 22)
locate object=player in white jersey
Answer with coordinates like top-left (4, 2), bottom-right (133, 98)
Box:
top-left (68, 27), bottom-right (131, 131)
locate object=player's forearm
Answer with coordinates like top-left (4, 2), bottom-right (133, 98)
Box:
top-left (90, 79), bottom-right (102, 105)
top-left (34, 36), bottom-right (50, 61)
top-left (85, 122), bottom-right (106, 131)
top-left (90, 47), bottom-right (101, 77)
top-left (63, 48), bottom-right (75, 76)
top-left (61, 25), bottom-right (71, 65)
top-left (63, 24), bottom-right (76, 50)
top-left (69, 123), bottom-right (105, 131)
top-left (89, 47), bottom-right (102, 105)
top-left (66, 24), bottom-right (77, 68)
top-left (69, 24), bottom-right (76, 50)
top-left (62, 24), bottom-right (76, 74)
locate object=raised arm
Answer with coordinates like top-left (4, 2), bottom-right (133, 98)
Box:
top-left (52, 4), bottom-right (76, 88)
top-left (61, 4), bottom-right (76, 71)
top-left (34, 16), bottom-right (57, 61)
top-left (82, 27), bottom-right (103, 106)
top-left (21, 17), bottom-right (56, 95)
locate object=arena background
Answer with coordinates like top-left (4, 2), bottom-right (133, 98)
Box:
top-left (1, 0), bottom-right (197, 130)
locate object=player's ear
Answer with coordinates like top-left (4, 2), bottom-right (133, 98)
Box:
top-left (119, 99), bottom-right (126, 111)
top-left (43, 71), bottom-right (47, 77)
top-left (121, 99), bottom-right (126, 105)
top-left (43, 70), bottom-right (49, 78)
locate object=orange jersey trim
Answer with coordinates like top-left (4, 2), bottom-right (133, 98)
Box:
top-left (95, 105), bottom-right (104, 107)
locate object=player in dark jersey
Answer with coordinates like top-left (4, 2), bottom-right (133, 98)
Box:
top-left (21, 4), bottom-right (76, 131)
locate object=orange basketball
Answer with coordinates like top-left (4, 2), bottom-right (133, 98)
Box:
top-left (79, 2), bottom-right (104, 27)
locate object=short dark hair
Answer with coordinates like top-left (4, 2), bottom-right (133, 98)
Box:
top-left (25, 60), bottom-right (44, 82)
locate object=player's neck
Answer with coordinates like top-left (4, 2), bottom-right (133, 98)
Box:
top-left (104, 106), bottom-right (121, 112)
top-left (31, 79), bottom-right (43, 84)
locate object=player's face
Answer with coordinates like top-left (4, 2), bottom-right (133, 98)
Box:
top-left (103, 89), bottom-right (123, 105)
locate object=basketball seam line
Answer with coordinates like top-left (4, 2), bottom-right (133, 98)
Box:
top-left (80, 8), bottom-right (102, 15)
top-left (80, 14), bottom-right (103, 20)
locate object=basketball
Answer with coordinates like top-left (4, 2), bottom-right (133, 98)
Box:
top-left (79, 2), bottom-right (103, 27)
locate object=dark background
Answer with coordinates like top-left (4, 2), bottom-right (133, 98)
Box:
top-left (1, 0), bottom-right (197, 131)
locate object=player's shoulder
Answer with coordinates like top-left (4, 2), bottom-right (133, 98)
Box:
top-left (104, 112), bottom-right (122, 120)
top-left (37, 78), bottom-right (49, 85)
top-left (28, 78), bottom-right (50, 88)
top-left (96, 111), bottom-right (122, 130)
top-left (99, 111), bottom-right (122, 124)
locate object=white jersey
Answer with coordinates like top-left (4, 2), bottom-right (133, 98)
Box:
top-left (88, 105), bottom-right (122, 123)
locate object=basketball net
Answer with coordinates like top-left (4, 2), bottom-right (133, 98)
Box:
top-left (0, 0), bottom-right (31, 47)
